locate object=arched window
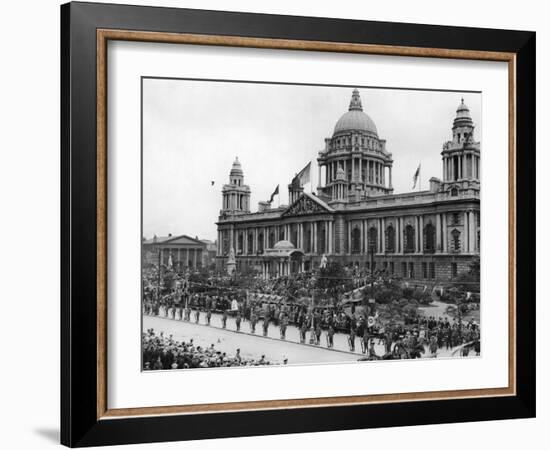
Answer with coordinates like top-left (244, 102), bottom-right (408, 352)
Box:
top-left (451, 187), bottom-right (458, 197)
top-left (247, 233), bottom-right (254, 254)
top-left (404, 225), bottom-right (415, 253)
top-left (385, 225), bottom-right (395, 253)
top-left (279, 227), bottom-right (285, 241)
top-left (258, 233), bottom-right (264, 253)
top-left (351, 226), bottom-right (361, 254)
top-left (367, 227), bottom-right (377, 253)
top-left (451, 229), bottom-right (461, 252)
top-left (424, 223), bottom-right (436, 253)
top-left (268, 232), bottom-right (275, 249)
top-left (238, 233), bottom-right (243, 253)
top-left (318, 225), bottom-right (326, 254)
top-left (305, 226), bottom-right (312, 253)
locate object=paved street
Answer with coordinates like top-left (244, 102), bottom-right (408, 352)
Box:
top-left (143, 314), bottom-right (360, 365)
top-left (143, 310), bottom-right (474, 364)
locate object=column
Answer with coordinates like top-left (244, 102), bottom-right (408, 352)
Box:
top-left (436, 213), bottom-right (442, 252)
top-left (469, 211), bottom-right (476, 252)
top-left (393, 218), bottom-right (399, 253)
top-left (364, 220), bottom-right (369, 254)
top-left (193, 248), bottom-right (197, 268)
top-left (381, 218), bottom-right (386, 254)
top-left (359, 158), bottom-right (362, 183)
top-left (389, 166), bottom-right (393, 189)
top-left (313, 222), bottom-right (318, 254)
top-left (347, 221), bottom-right (351, 254)
top-left (419, 215), bottom-right (424, 254)
top-left (463, 211), bottom-right (469, 252)
top-left (318, 164), bottom-right (322, 187)
top-left (413, 217), bottom-right (418, 253)
top-left (398, 217), bottom-right (404, 254)
top-left (442, 214), bottom-right (448, 252)
top-left (377, 219), bottom-right (382, 254)
top-left (351, 158), bottom-right (355, 180)
top-left (324, 221), bottom-right (329, 253)
top-left (328, 221), bottom-right (333, 254)
top-left (360, 220), bottom-right (365, 253)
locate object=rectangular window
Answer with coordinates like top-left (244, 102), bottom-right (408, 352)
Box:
top-left (402, 262), bottom-right (407, 277)
top-left (389, 262), bottom-right (394, 274)
top-left (422, 262), bottom-right (428, 279)
top-left (451, 262), bottom-right (458, 278)
top-left (366, 262), bottom-right (370, 272)
top-left (429, 262), bottom-right (435, 279)
top-left (408, 262), bottom-right (414, 278)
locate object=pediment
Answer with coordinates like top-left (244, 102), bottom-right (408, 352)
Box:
top-left (282, 193), bottom-right (333, 217)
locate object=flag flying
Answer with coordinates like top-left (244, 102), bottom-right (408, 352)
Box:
top-left (268, 184), bottom-right (279, 203)
top-left (294, 161), bottom-right (311, 186)
top-left (412, 164), bottom-right (421, 189)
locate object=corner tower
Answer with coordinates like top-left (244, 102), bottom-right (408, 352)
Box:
top-left (441, 99), bottom-right (480, 192)
top-left (221, 157), bottom-right (251, 214)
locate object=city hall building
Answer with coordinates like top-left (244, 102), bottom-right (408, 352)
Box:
top-left (216, 89), bottom-right (480, 281)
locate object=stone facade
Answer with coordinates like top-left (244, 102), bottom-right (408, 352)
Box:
top-left (143, 234), bottom-right (206, 271)
top-left (216, 90), bottom-right (480, 281)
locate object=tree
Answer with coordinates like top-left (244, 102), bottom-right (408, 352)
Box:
top-left (315, 261), bottom-right (349, 304)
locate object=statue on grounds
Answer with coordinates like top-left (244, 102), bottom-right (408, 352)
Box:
top-left (226, 246), bottom-right (236, 275)
top-left (319, 253), bottom-right (328, 269)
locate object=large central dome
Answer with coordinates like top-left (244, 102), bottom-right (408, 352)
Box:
top-left (333, 89), bottom-right (378, 136)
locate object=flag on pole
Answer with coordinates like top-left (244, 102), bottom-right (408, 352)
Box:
top-left (268, 185), bottom-right (279, 203)
top-left (412, 164), bottom-right (421, 189)
top-left (293, 161), bottom-right (311, 187)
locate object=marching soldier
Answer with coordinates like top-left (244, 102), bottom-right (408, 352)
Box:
top-left (280, 314), bottom-right (288, 340)
top-left (327, 323), bottom-right (335, 348)
top-left (235, 311), bottom-right (242, 332)
top-left (348, 316), bottom-right (357, 352)
top-left (250, 309), bottom-right (257, 334)
top-left (194, 307), bottom-right (200, 324)
top-left (299, 320), bottom-right (307, 344)
top-left (362, 323), bottom-right (370, 354)
top-left (206, 308), bottom-right (212, 326)
top-left (262, 316), bottom-right (269, 337)
top-left (221, 309), bottom-right (228, 329)
top-left (315, 322), bottom-right (322, 345)
top-left (357, 318), bottom-right (366, 353)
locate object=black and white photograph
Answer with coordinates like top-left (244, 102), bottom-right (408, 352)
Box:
top-left (141, 80), bottom-right (481, 370)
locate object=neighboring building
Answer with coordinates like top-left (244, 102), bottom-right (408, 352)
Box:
top-left (200, 239), bottom-right (218, 268)
top-left (143, 234), bottom-right (206, 271)
top-left (216, 89), bottom-right (480, 281)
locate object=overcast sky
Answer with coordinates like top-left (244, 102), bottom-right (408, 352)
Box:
top-left (142, 79), bottom-right (481, 241)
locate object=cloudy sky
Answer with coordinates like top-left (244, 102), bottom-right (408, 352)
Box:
top-left (142, 79), bottom-right (481, 241)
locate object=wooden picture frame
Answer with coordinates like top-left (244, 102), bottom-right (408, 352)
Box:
top-left (61, 1), bottom-right (535, 447)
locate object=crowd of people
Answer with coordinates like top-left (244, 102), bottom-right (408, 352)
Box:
top-left (142, 329), bottom-right (286, 370)
top-left (142, 264), bottom-right (480, 362)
